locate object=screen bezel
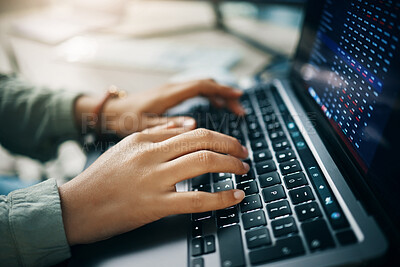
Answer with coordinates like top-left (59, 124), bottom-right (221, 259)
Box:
top-left (289, 0), bottom-right (400, 239)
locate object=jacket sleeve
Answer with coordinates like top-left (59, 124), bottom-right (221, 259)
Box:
top-left (0, 179), bottom-right (71, 266)
top-left (0, 74), bottom-right (82, 161)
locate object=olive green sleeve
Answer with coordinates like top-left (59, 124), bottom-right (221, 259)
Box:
top-left (0, 179), bottom-right (71, 266)
top-left (0, 74), bottom-right (82, 161)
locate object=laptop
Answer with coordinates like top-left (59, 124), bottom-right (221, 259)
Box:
top-left (70, 0), bottom-right (400, 266)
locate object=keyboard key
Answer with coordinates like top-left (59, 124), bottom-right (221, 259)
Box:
top-left (276, 149), bottom-right (296, 163)
top-left (262, 185), bottom-right (286, 203)
top-left (256, 160), bottom-right (277, 175)
top-left (203, 235), bottom-right (216, 254)
top-left (336, 230), bottom-right (357, 246)
top-left (253, 149), bottom-right (272, 162)
top-left (263, 113), bottom-right (277, 123)
top-left (245, 228), bottom-right (271, 249)
top-left (217, 207), bottom-right (239, 227)
top-left (192, 258), bottom-right (204, 267)
top-left (213, 180), bottom-right (234, 192)
top-left (258, 172), bottom-right (281, 188)
top-left (192, 221), bottom-right (202, 237)
top-left (192, 237), bottom-right (203, 256)
top-left (213, 173), bottom-right (232, 182)
top-left (194, 184), bottom-right (211, 192)
top-left (251, 139), bottom-right (268, 150)
top-left (280, 160), bottom-right (302, 175)
top-left (271, 217), bottom-right (298, 237)
top-left (192, 210), bottom-right (212, 221)
top-left (249, 236), bottom-right (305, 265)
top-left (249, 130), bottom-right (263, 140)
top-left (284, 172), bottom-right (308, 189)
top-left (236, 169), bottom-right (255, 183)
top-left (192, 173), bottom-right (210, 187)
top-left (266, 200), bottom-right (292, 219)
top-left (289, 186), bottom-right (314, 204)
top-left (260, 105), bottom-right (274, 115)
top-left (295, 202), bottom-right (321, 221)
top-left (242, 210), bottom-right (267, 230)
top-left (247, 122), bottom-right (260, 131)
top-left (266, 121), bottom-right (281, 131)
top-left (217, 225), bottom-right (246, 267)
top-left (301, 219), bottom-right (335, 251)
top-left (269, 130), bottom-right (285, 140)
top-left (272, 139), bottom-right (291, 151)
top-left (237, 181), bottom-right (258, 195)
top-left (240, 195), bottom-right (262, 213)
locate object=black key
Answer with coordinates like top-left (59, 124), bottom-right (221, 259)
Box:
top-left (237, 181), bottom-right (258, 195)
top-left (269, 130), bottom-right (285, 140)
top-left (284, 172), bottom-right (308, 189)
top-left (276, 149), bottom-right (296, 163)
top-left (266, 200), bottom-right (291, 219)
top-left (217, 207), bottom-right (239, 227)
top-left (272, 139), bottom-right (291, 151)
top-left (258, 98), bottom-right (270, 108)
top-left (240, 194), bottom-right (262, 213)
top-left (289, 186), bottom-right (314, 205)
top-left (192, 173), bottom-right (210, 187)
top-left (247, 121), bottom-right (260, 131)
top-left (271, 217), bottom-right (298, 237)
top-left (192, 258), bottom-right (204, 267)
top-left (336, 230), bottom-right (357, 246)
top-left (193, 184), bottom-right (212, 193)
top-left (249, 131), bottom-right (264, 140)
top-left (253, 149), bottom-right (272, 162)
top-left (213, 180), bottom-right (234, 192)
top-left (258, 172), bottom-right (281, 188)
top-left (262, 185), bottom-right (286, 203)
top-left (301, 219), bottom-right (335, 251)
top-left (217, 225), bottom-right (246, 267)
top-left (242, 210), bottom-right (267, 230)
top-left (256, 160), bottom-right (277, 175)
top-left (192, 237), bottom-right (203, 256)
top-left (236, 169), bottom-right (255, 183)
top-left (260, 105), bottom-right (274, 115)
top-left (203, 235), bottom-right (216, 254)
top-left (192, 212), bottom-right (212, 221)
top-left (245, 228), bottom-right (271, 249)
top-left (249, 236), bottom-right (305, 265)
top-left (192, 221), bottom-right (202, 237)
top-left (266, 121), bottom-right (281, 131)
top-left (263, 113), bottom-right (277, 123)
top-left (213, 173), bottom-right (232, 182)
top-left (295, 202), bottom-right (321, 221)
top-left (280, 160), bottom-right (302, 175)
top-left (251, 139), bottom-right (268, 151)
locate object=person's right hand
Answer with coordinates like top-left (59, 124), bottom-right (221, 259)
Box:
top-left (59, 123), bottom-right (248, 245)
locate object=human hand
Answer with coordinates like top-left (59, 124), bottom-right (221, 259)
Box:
top-left (94, 79), bottom-right (244, 136)
top-left (59, 125), bottom-right (248, 245)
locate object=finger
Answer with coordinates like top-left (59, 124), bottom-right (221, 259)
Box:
top-left (209, 96), bottom-right (226, 108)
top-left (166, 190), bottom-right (245, 214)
top-left (160, 128), bottom-right (248, 161)
top-left (144, 116), bottom-right (197, 131)
top-left (195, 79), bottom-right (243, 99)
top-left (140, 127), bottom-right (190, 143)
top-left (162, 150), bottom-right (250, 184)
top-left (226, 99), bottom-right (246, 116)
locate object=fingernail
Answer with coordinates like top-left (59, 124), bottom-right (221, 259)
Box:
top-left (183, 118), bottom-right (196, 129)
top-left (166, 121), bottom-right (176, 128)
top-left (234, 190), bottom-right (245, 200)
top-left (242, 162), bottom-right (250, 171)
top-left (242, 145), bottom-right (248, 156)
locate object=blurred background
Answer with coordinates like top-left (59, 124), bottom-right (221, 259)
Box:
top-left (0, 0), bottom-right (304, 187)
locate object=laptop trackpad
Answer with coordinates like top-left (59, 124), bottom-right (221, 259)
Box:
top-left (69, 214), bottom-right (189, 267)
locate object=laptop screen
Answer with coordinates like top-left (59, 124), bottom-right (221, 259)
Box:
top-left (291, 0), bottom-right (400, 227)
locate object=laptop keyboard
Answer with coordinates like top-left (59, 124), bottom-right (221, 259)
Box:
top-left (188, 85), bottom-right (358, 267)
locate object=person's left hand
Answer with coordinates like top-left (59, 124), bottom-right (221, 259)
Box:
top-left (75, 79), bottom-right (245, 137)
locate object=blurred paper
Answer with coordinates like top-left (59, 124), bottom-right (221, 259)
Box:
top-left (55, 36), bottom-right (241, 72)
